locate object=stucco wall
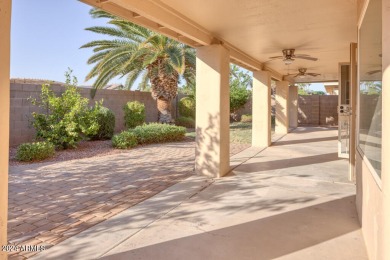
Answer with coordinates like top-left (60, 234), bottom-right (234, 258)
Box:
top-left (298, 95), bottom-right (338, 126)
top-left (10, 83), bottom-right (179, 146)
top-left (356, 151), bottom-right (383, 260)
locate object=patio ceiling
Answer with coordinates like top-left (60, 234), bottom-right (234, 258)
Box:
top-left (81, 0), bottom-right (358, 83)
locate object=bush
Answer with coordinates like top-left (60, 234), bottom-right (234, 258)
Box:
top-left (230, 84), bottom-right (250, 114)
top-left (16, 142), bottom-right (55, 162)
top-left (132, 123), bottom-right (186, 144)
top-left (175, 116), bottom-right (195, 128)
top-left (124, 101), bottom-right (145, 128)
top-left (112, 131), bottom-right (138, 149)
top-left (88, 106), bottom-right (115, 140)
top-left (240, 114), bottom-right (252, 123)
top-left (230, 64), bottom-right (251, 114)
top-left (178, 97), bottom-right (195, 119)
top-left (30, 69), bottom-right (101, 149)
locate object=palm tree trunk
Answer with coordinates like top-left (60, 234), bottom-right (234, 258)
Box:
top-left (157, 97), bottom-right (172, 123)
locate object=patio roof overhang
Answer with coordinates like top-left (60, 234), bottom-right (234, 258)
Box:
top-left (80, 0), bottom-right (358, 83)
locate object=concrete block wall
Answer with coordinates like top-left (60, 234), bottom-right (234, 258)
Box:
top-left (298, 95), bottom-right (338, 126)
top-left (10, 83), bottom-right (177, 147)
top-left (319, 95), bottom-right (338, 126)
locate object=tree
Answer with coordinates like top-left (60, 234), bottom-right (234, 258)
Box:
top-left (311, 91), bottom-right (326, 95)
top-left (81, 9), bottom-right (196, 123)
top-left (297, 83), bottom-right (311, 95)
top-left (229, 65), bottom-right (251, 120)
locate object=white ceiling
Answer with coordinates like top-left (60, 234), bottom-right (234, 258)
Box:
top-left (159, 0), bottom-right (358, 82)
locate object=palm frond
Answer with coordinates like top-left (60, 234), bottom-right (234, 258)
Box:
top-left (85, 26), bottom-right (129, 38)
top-left (166, 46), bottom-right (184, 74)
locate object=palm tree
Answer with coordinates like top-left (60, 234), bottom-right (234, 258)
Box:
top-left (81, 9), bottom-right (196, 123)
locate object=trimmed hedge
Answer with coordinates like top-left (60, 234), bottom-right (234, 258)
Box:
top-left (240, 114), bottom-right (252, 123)
top-left (16, 142), bottom-right (55, 162)
top-left (132, 123), bottom-right (186, 144)
top-left (178, 97), bottom-right (195, 119)
top-left (112, 131), bottom-right (138, 149)
top-left (175, 116), bottom-right (195, 128)
top-left (88, 106), bottom-right (115, 140)
top-left (124, 101), bottom-right (145, 128)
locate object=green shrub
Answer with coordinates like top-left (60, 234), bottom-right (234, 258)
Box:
top-left (178, 97), bottom-right (195, 119)
top-left (175, 116), bottom-right (195, 128)
top-left (124, 101), bottom-right (145, 128)
top-left (240, 114), bottom-right (252, 123)
top-left (88, 106), bottom-right (115, 140)
top-left (230, 64), bottom-right (251, 114)
top-left (132, 123), bottom-right (186, 144)
top-left (112, 131), bottom-right (138, 149)
top-left (16, 142), bottom-right (55, 162)
top-left (30, 69), bottom-right (101, 149)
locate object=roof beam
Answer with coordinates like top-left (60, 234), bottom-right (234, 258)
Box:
top-left (107, 0), bottom-right (215, 45)
top-left (81, 0), bottom-right (200, 46)
top-left (80, 0), bottom-right (286, 80)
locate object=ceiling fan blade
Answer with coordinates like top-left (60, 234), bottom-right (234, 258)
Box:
top-left (295, 54), bottom-right (311, 57)
top-left (293, 74), bottom-right (300, 78)
top-left (367, 70), bottom-right (381, 75)
top-left (307, 73), bottom-right (321, 77)
top-left (296, 56), bottom-right (318, 61)
top-left (268, 56), bottom-right (284, 59)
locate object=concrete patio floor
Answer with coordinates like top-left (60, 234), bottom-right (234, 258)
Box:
top-left (35, 127), bottom-right (368, 260)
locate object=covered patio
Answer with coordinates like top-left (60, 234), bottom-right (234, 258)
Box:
top-left (1, 0), bottom-right (390, 259)
top-left (33, 127), bottom-right (368, 259)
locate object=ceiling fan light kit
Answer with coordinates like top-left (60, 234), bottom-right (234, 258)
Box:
top-left (268, 49), bottom-right (318, 65)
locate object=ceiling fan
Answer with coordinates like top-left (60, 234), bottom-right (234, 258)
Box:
top-left (268, 49), bottom-right (318, 65)
top-left (367, 69), bottom-right (381, 75)
top-left (285, 68), bottom-right (321, 79)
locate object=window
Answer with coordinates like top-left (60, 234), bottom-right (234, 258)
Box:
top-left (358, 0), bottom-right (382, 177)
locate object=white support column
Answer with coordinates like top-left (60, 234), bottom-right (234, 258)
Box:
top-left (252, 71), bottom-right (271, 147)
top-left (275, 81), bottom-right (290, 134)
top-left (381, 0), bottom-right (390, 259)
top-left (0, 1), bottom-right (11, 259)
top-left (195, 44), bottom-right (230, 178)
top-left (289, 85), bottom-right (298, 129)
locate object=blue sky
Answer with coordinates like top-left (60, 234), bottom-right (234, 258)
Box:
top-left (11, 0), bottom-right (324, 91)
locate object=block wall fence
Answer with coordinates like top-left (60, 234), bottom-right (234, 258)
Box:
top-left (234, 95), bottom-right (338, 127)
top-left (9, 83), bottom-right (182, 147)
top-left (298, 95), bottom-right (339, 126)
top-left (9, 82), bottom-right (338, 146)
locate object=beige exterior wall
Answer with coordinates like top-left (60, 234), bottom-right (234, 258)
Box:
top-left (356, 0), bottom-right (390, 259)
top-left (381, 0), bottom-right (390, 258)
top-left (356, 152), bottom-right (382, 260)
top-left (0, 1), bottom-right (11, 259)
top-left (195, 44), bottom-right (230, 178)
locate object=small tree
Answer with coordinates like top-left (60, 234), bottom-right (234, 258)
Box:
top-left (297, 83), bottom-right (311, 95)
top-left (230, 65), bottom-right (251, 120)
top-left (30, 69), bottom-right (101, 149)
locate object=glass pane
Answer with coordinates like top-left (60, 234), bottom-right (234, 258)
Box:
top-left (358, 0), bottom-right (382, 177)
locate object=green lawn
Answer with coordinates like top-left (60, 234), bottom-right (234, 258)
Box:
top-left (185, 122), bottom-right (252, 144)
top-left (229, 122), bottom-right (252, 144)
top-left (185, 117), bottom-right (275, 144)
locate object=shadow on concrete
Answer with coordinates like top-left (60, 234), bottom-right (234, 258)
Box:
top-left (291, 126), bottom-right (337, 134)
top-left (237, 152), bottom-right (340, 173)
top-left (100, 196), bottom-right (360, 260)
top-left (272, 136), bottom-right (338, 146)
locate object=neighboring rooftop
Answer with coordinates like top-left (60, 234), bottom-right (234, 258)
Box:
top-left (10, 78), bottom-right (65, 86)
